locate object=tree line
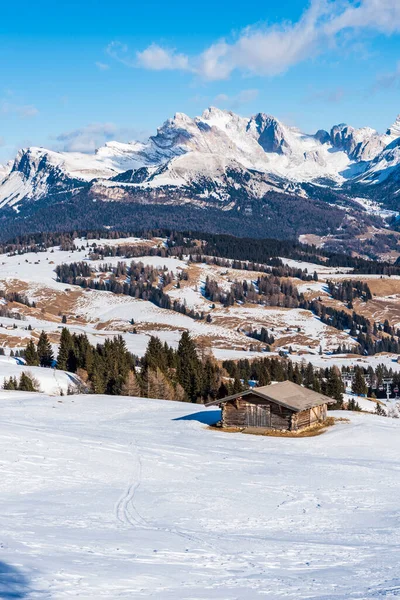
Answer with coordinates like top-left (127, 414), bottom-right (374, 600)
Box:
top-left (326, 280), bottom-right (372, 306)
top-left (56, 260), bottom-right (205, 321)
top-left (5, 226), bottom-right (400, 276)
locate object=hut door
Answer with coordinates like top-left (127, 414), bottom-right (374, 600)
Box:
top-left (245, 404), bottom-right (270, 427)
top-left (258, 405), bottom-right (271, 428)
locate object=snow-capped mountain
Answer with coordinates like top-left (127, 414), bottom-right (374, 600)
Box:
top-left (1, 107), bottom-right (400, 214)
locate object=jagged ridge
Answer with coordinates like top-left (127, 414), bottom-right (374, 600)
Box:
top-left (1, 107), bottom-right (400, 215)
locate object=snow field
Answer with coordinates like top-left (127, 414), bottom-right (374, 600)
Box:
top-left (0, 356), bottom-right (80, 394)
top-left (0, 393), bottom-right (400, 598)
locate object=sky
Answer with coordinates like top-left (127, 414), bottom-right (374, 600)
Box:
top-left (1, 0), bottom-right (400, 162)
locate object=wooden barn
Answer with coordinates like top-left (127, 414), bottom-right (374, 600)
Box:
top-left (207, 381), bottom-right (334, 431)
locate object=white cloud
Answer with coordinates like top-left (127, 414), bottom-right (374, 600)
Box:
top-left (108, 1), bottom-right (400, 81)
top-left (106, 41), bottom-right (136, 67)
top-left (136, 44), bottom-right (190, 71)
top-left (214, 89), bottom-right (259, 109)
top-left (107, 41), bottom-right (191, 71)
top-left (305, 86), bottom-right (345, 103)
top-left (53, 123), bottom-right (147, 153)
top-left (95, 61), bottom-right (110, 71)
top-left (326, 0), bottom-right (400, 36)
top-left (372, 61), bottom-right (400, 91)
top-left (0, 101), bottom-right (39, 119)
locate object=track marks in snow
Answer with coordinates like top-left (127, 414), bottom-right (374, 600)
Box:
top-left (115, 440), bottom-right (147, 529)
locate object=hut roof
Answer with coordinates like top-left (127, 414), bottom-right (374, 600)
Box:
top-left (207, 381), bottom-right (335, 412)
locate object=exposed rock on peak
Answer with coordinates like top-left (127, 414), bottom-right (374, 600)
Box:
top-left (2, 108), bottom-right (400, 216)
top-left (387, 115), bottom-right (400, 138)
top-left (249, 113), bottom-right (290, 155)
top-left (315, 129), bottom-right (330, 145)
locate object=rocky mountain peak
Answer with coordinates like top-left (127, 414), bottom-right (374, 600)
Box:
top-left (387, 115), bottom-right (400, 138)
top-left (249, 113), bottom-right (290, 155)
top-left (314, 130), bottom-right (330, 145)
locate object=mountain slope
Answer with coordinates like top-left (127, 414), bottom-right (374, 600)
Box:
top-left (1, 108), bottom-right (400, 244)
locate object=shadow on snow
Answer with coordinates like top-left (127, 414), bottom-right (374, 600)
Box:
top-left (174, 409), bottom-right (221, 425)
top-left (0, 561), bottom-right (31, 599)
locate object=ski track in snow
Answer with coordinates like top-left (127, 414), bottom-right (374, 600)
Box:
top-left (115, 439), bottom-right (147, 529)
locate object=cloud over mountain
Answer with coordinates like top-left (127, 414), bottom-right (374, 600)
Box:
top-left (108, 1), bottom-right (400, 81)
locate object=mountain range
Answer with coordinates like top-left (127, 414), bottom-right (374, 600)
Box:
top-left (1, 107), bottom-right (400, 248)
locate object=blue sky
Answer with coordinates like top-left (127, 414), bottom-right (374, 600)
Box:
top-left (1, 0), bottom-right (400, 161)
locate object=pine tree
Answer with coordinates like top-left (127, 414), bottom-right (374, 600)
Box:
top-left (348, 398), bottom-right (362, 411)
top-left (217, 381), bottom-right (229, 399)
top-left (25, 339), bottom-right (39, 366)
top-left (143, 336), bottom-right (168, 373)
top-left (19, 372), bottom-right (39, 392)
top-left (231, 376), bottom-right (243, 394)
top-left (304, 363), bottom-right (315, 389)
top-left (57, 328), bottom-right (73, 370)
top-left (37, 331), bottom-right (54, 367)
top-left (258, 368), bottom-right (271, 387)
top-left (352, 367), bottom-right (368, 396)
top-left (3, 376), bottom-right (18, 390)
top-left (375, 403), bottom-right (387, 416)
top-left (176, 332), bottom-right (202, 402)
top-left (327, 367), bottom-right (344, 408)
top-left (293, 364), bottom-right (302, 385)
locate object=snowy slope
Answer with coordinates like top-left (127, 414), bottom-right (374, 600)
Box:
top-left (0, 355), bottom-right (81, 394)
top-left (0, 392), bottom-right (399, 599)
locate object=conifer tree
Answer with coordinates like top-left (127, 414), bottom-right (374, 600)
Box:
top-left (304, 362), bottom-right (315, 389)
top-left (143, 336), bottom-right (168, 373)
top-left (217, 381), bottom-right (229, 399)
top-left (19, 372), bottom-right (39, 392)
top-left (257, 368), bottom-right (271, 387)
top-left (3, 376), bottom-right (18, 390)
top-left (37, 331), bottom-right (54, 367)
top-left (231, 376), bottom-right (243, 394)
top-left (176, 332), bottom-right (202, 402)
top-left (352, 367), bottom-right (367, 396)
top-left (327, 367), bottom-right (344, 408)
top-left (25, 339), bottom-right (39, 366)
top-left (57, 328), bottom-right (73, 371)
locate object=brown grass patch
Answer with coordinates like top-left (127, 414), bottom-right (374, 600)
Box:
top-left (1, 279), bottom-right (84, 324)
top-left (299, 234), bottom-right (325, 248)
top-left (365, 278), bottom-right (400, 297)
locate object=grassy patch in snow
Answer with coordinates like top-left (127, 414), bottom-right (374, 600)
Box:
top-left (209, 416), bottom-right (349, 438)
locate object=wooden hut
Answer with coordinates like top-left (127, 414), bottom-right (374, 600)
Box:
top-left (207, 381), bottom-right (334, 431)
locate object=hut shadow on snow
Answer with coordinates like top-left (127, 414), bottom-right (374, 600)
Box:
top-left (174, 409), bottom-right (221, 425)
top-left (0, 561), bottom-right (31, 599)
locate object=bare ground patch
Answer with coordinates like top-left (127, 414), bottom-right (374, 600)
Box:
top-left (208, 417), bottom-right (348, 438)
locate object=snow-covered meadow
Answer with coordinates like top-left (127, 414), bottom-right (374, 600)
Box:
top-left (1, 392), bottom-right (400, 599)
top-left (0, 356), bottom-right (80, 395)
top-left (2, 236), bottom-right (400, 367)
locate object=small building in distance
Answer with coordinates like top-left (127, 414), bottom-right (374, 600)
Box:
top-left (207, 381), bottom-right (334, 431)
